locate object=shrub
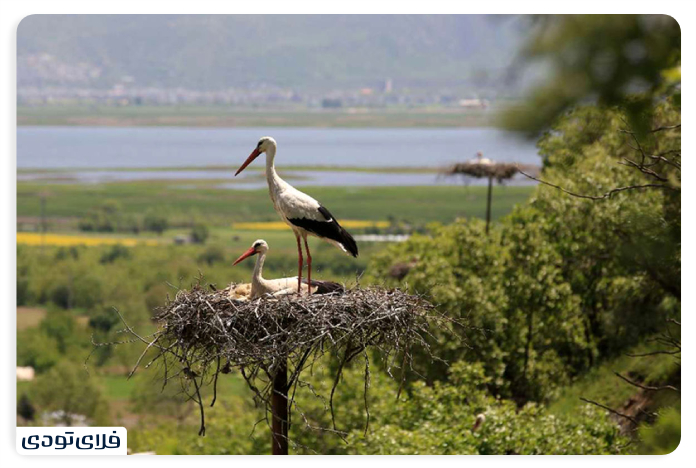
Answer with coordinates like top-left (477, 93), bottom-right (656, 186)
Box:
top-left (190, 224), bottom-right (209, 244)
top-left (17, 394), bottom-right (36, 421)
top-left (143, 211), bottom-right (168, 235)
top-left (198, 245), bottom-right (225, 266)
top-left (30, 361), bottom-right (110, 426)
top-left (17, 328), bottom-right (60, 373)
top-left (100, 244), bottom-right (131, 264)
top-left (637, 407), bottom-right (681, 455)
top-left (345, 363), bottom-right (624, 455)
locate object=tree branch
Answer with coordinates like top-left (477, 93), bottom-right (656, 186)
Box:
top-left (580, 397), bottom-right (639, 426)
top-left (650, 124), bottom-right (681, 133)
top-left (626, 350), bottom-right (680, 358)
top-left (613, 372), bottom-right (679, 393)
top-left (517, 168), bottom-right (676, 200)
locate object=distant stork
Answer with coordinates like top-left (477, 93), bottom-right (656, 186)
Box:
top-left (235, 137), bottom-right (358, 293)
top-left (233, 239), bottom-right (344, 298)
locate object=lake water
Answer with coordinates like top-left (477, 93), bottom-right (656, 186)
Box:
top-left (17, 126), bottom-right (540, 187)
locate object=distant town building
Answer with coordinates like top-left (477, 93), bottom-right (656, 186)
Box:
top-left (458, 98), bottom-right (489, 109)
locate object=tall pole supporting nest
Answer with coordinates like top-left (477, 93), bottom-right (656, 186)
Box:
top-left (271, 359), bottom-right (289, 455)
top-left (441, 152), bottom-right (529, 236)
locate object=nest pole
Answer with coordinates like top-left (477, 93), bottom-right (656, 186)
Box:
top-left (485, 175), bottom-right (493, 235)
top-left (441, 153), bottom-right (534, 236)
top-left (271, 358), bottom-right (289, 455)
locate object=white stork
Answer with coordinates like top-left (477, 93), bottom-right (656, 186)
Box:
top-left (235, 137), bottom-right (358, 293)
top-left (233, 239), bottom-right (344, 298)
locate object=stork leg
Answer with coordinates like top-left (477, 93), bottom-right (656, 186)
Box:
top-left (295, 234), bottom-right (303, 294)
top-left (303, 235), bottom-right (312, 294)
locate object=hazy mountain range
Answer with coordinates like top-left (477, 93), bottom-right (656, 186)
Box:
top-left (18, 15), bottom-right (527, 95)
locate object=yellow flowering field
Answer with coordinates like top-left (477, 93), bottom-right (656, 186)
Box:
top-left (232, 220), bottom-right (390, 231)
top-left (17, 232), bottom-right (160, 247)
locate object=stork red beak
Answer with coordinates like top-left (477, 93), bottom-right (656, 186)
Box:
top-left (235, 148), bottom-right (261, 176)
top-left (233, 247), bottom-right (257, 265)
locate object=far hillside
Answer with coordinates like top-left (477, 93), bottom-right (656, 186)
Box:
top-left (18, 15), bottom-right (524, 94)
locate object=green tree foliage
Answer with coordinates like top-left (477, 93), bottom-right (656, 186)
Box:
top-left (637, 406), bottom-right (681, 454)
top-left (17, 393), bottom-right (36, 421)
top-left (39, 312), bottom-right (76, 353)
top-left (88, 307), bottom-right (120, 333)
top-left (54, 246), bottom-right (81, 261)
top-left (129, 374), bottom-right (194, 423)
top-left (79, 199), bottom-right (139, 233)
top-left (504, 14), bottom-right (681, 137)
top-left (30, 361), bottom-right (110, 426)
top-left (128, 388), bottom-right (268, 455)
top-left (18, 312), bottom-right (93, 373)
top-left (143, 211), bottom-right (169, 235)
top-left (17, 263), bottom-right (32, 306)
top-left (372, 100), bottom-right (680, 404)
top-left (198, 245), bottom-right (225, 266)
top-left (17, 327), bottom-right (61, 373)
top-left (190, 224), bottom-right (209, 244)
top-left (345, 362), bottom-right (623, 455)
top-left (99, 244), bottom-right (131, 264)
top-left (371, 217), bottom-right (587, 402)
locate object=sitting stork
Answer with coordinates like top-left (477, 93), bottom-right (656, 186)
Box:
top-left (233, 239), bottom-right (344, 298)
top-left (235, 137), bottom-right (358, 293)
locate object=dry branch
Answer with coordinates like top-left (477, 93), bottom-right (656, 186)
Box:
top-left (613, 372), bottom-right (679, 393)
top-left (517, 168), bottom-right (676, 200)
top-left (580, 397), bottom-right (639, 427)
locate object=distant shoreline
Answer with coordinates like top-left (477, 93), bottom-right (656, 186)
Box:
top-left (17, 165), bottom-right (439, 174)
top-left (17, 105), bottom-right (500, 128)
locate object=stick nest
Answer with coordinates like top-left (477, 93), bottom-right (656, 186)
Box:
top-left (156, 285), bottom-right (434, 370)
top-left (109, 283), bottom-right (455, 443)
top-left (443, 161), bottom-right (520, 182)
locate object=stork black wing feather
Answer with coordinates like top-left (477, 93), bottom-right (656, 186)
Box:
top-left (288, 205), bottom-right (358, 257)
top-left (302, 279), bottom-right (345, 295)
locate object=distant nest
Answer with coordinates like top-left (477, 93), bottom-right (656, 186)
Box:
top-left (443, 160), bottom-right (520, 183)
top-left (107, 283), bottom-right (457, 442)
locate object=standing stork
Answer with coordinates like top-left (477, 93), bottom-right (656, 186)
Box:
top-left (235, 137), bottom-right (358, 293)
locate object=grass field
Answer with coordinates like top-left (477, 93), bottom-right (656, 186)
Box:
top-left (17, 181), bottom-right (534, 229)
top-left (18, 105), bottom-right (496, 128)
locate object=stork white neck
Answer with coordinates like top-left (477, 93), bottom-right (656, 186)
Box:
top-left (264, 140), bottom-right (277, 174)
top-left (251, 249), bottom-right (270, 293)
top-left (263, 141), bottom-right (288, 201)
